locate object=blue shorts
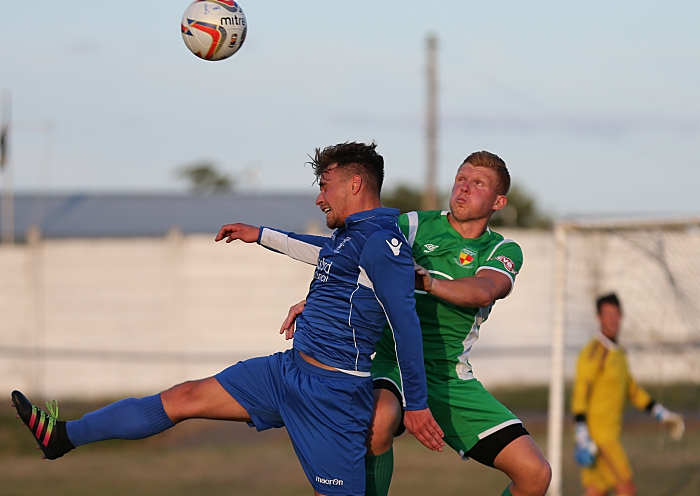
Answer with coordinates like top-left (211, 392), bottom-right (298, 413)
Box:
top-left (215, 348), bottom-right (373, 496)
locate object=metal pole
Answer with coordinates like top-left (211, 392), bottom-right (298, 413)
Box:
top-left (422, 33), bottom-right (438, 211)
top-left (1, 90), bottom-right (13, 244)
top-left (547, 223), bottom-right (568, 496)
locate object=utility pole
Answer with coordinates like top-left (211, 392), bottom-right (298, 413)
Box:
top-left (422, 33), bottom-right (439, 211)
top-left (1, 90), bottom-right (13, 244)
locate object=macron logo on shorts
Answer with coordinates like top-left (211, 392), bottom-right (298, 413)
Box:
top-left (316, 476), bottom-right (344, 486)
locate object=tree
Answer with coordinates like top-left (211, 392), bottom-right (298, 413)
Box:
top-left (489, 183), bottom-right (551, 229)
top-left (176, 162), bottom-right (234, 193)
top-left (381, 184), bottom-right (424, 213)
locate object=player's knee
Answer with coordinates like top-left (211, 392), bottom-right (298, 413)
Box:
top-left (517, 453), bottom-right (551, 494)
top-left (366, 392), bottom-right (401, 455)
top-left (366, 413), bottom-right (395, 454)
top-left (161, 380), bottom-right (205, 423)
top-left (517, 456), bottom-right (551, 496)
top-left (505, 448), bottom-right (551, 496)
top-left (532, 457), bottom-right (552, 493)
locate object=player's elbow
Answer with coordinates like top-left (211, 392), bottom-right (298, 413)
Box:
top-left (469, 286), bottom-right (497, 307)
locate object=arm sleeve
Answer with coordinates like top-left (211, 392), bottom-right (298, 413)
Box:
top-left (571, 346), bottom-right (601, 418)
top-left (475, 240), bottom-right (523, 296)
top-left (628, 375), bottom-right (653, 411)
top-left (360, 231), bottom-right (428, 411)
top-left (257, 227), bottom-right (329, 265)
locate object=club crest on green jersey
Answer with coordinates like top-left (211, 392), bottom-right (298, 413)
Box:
top-left (455, 247), bottom-right (477, 267)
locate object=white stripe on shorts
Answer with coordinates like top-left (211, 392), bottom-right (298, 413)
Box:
top-left (477, 418), bottom-right (523, 440)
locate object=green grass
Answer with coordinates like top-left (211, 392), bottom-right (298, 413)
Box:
top-left (1, 390), bottom-right (698, 496)
top-left (488, 383), bottom-right (700, 412)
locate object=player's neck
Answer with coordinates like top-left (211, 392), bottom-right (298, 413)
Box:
top-left (346, 197), bottom-right (382, 218)
top-left (446, 213), bottom-right (489, 239)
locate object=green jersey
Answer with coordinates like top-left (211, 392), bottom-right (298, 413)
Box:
top-left (374, 210), bottom-right (523, 382)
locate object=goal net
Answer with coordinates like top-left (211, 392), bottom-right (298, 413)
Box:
top-left (546, 217), bottom-right (700, 496)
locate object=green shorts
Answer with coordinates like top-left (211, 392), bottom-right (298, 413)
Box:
top-left (371, 356), bottom-right (522, 458)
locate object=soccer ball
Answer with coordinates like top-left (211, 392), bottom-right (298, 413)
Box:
top-left (181, 0), bottom-right (247, 61)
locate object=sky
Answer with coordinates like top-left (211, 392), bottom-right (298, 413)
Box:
top-left (1, 0), bottom-right (699, 218)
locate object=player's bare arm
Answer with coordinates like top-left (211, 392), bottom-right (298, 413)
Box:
top-left (280, 300), bottom-right (306, 340)
top-left (415, 263), bottom-right (511, 307)
top-left (215, 223), bottom-right (260, 243)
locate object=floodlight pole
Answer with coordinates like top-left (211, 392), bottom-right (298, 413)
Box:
top-left (546, 222), bottom-right (568, 496)
top-left (422, 33), bottom-right (439, 211)
top-left (1, 90), bottom-right (13, 244)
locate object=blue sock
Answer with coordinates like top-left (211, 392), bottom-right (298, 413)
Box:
top-left (66, 394), bottom-right (175, 447)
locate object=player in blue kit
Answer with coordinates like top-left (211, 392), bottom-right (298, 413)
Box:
top-left (11, 142), bottom-right (443, 496)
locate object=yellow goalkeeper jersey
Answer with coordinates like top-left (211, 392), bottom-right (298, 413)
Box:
top-left (571, 333), bottom-right (652, 441)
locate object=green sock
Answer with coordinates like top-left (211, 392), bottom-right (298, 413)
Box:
top-left (365, 447), bottom-right (394, 496)
top-left (501, 485), bottom-right (514, 496)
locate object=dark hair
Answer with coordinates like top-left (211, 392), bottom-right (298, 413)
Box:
top-left (462, 151), bottom-right (510, 195)
top-left (308, 141), bottom-right (384, 196)
top-left (596, 293), bottom-right (621, 314)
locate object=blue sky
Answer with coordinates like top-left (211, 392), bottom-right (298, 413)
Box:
top-left (1, 0), bottom-right (699, 217)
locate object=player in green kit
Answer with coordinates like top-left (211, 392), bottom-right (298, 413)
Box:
top-left (282, 152), bottom-right (551, 496)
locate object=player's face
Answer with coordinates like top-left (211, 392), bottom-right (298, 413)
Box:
top-left (448, 163), bottom-right (506, 223)
top-left (316, 165), bottom-right (351, 229)
top-left (598, 303), bottom-right (622, 341)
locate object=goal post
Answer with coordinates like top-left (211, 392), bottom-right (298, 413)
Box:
top-left (546, 216), bottom-right (700, 496)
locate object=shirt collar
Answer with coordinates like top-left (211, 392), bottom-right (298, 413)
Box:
top-left (596, 330), bottom-right (619, 350)
top-left (345, 207), bottom-right (399, 227)
top-left (440, 210), bottom-right (492, 241)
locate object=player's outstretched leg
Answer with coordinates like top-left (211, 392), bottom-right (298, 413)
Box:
top-left (65, 394), bottom-right (174, 447)
top-left (12, 389), bottom-right (175, 459)
top-left (11, 390), bottom-right (74, 460)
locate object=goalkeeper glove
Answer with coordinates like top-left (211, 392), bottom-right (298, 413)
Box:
top-left (574, 422), bottom-right (598, 467)
top-left (651, 403), bottom-right (685, 441)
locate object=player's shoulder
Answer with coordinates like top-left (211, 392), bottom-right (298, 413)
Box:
top-left (483, 228), bottom-right (522, 259)
top-left (417, 209), bottom-right (446, 225)
top-left (579, 337), bottom-right (608, 362)
top-left (398, 209), bottom-right (443, 224)
top-left (364, 226), bottom-right (405, 246)
top-left (485, 227), bottom-right (519, 247)
top-left (399, 210), bottom-right (446, 241)
top-left (362, 227), bottom-right (412, 263)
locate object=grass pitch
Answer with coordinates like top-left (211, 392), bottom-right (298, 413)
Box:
top-left (1, 392), bottom-right (698, 495)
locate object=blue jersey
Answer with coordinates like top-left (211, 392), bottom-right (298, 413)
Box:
top-left (258, 207), bottom-right (428, 411)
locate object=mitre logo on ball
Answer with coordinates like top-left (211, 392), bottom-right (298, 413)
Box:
top-left (181, 0), bottom-right (247, 61)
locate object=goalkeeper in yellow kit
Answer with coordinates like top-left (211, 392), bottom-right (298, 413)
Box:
top-left (571, 293), bottom-right (685, 496)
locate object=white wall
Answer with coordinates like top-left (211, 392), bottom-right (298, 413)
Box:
top-left (0, 232), bottom-right (311, 399)
top-left (1, 228), bottom-right (696, 400)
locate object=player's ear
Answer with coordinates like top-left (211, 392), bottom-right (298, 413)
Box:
top-left (492, 194), bottom-right (507, 211)
top-left (349, 175), bottom-right (363, 195)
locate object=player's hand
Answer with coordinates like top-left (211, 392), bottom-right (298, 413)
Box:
top-left (215, 223), bottom-right (260, 243)
top-left (652, 403), bottom-right (685, 441)
top-left (664, 413), bottom-right (685, 441)
top-left (414, 262), bottom-right (434, 293)
top-left (574, 422), bottom-right (597, 467)
top-left (403, 407), bottom-right (444, 452)
top-left (280, 300), bottom-right (306, 340)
